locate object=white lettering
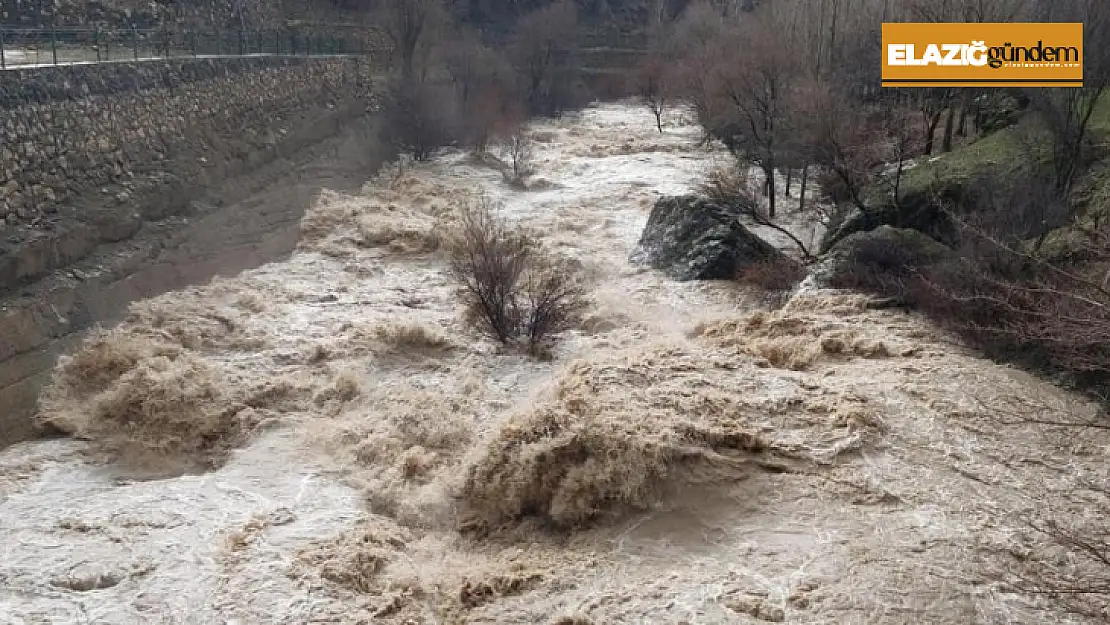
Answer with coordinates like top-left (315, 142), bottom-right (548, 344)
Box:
top-left (922, 43), bottom-right (944, 65)
top-left (888, 43), bottom-right (908, 65)
top-left (941, 44), bottom-right (962, 65)
top-left (888, 40), bottom-right (991, 67)
top-left (967, 40), bottom-right (989, 66)
top-left (905, 44), bottom-right (925, 65)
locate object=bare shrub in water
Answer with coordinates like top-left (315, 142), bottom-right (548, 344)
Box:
top-left (447, 196), bottom-right (532, 343)
top-left (500, 131), bottom-right (536, 187)
top-left (519, 255), bottom-right (589, 350)
top-left (446, 196), bottom-right (588, 350)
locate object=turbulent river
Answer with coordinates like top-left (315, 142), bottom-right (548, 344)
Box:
top-left (0, 103), bottom-right (1104, 625)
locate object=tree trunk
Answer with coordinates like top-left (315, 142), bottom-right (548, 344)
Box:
top-left (942, 101), bottom-right (957, 152)
top-left (924, 109), bottom-right (943, 155)
top-left (974, 91), bottom-right (990, 135)
top-left (892, 152), bottom-right (906, 213)
top-left (815, 0), bottom-right (827, 79)
top-left (784, 168), bottom-right (793, 198)
top-left (957, 89), bottom-right (973, 137)
top-left (766, 165), bottom-right (776, 219)
top-left (798, 164), bottom-right (809, 214)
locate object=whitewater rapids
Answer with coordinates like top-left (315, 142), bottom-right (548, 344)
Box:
top-left (0, 103), bottom-right (1105, 625)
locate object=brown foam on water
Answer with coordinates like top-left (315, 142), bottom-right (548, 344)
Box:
top-left (8, 102), bottom-right (1107, 624)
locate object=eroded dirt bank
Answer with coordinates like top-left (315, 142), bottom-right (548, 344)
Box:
top-left (0, 104), bottom-right (1105, 624)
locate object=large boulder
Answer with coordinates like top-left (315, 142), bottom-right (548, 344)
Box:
top-left (630, 195), bottom-right (787, 281)
top-left (819, 188), bottom-right (960, 254)
top-left (809, 225), bottom-right (957, 290)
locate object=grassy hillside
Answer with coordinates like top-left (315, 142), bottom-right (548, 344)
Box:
top-left (847, 96), bottom-right (1110, 259)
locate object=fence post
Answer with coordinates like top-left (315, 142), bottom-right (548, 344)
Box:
top-left (1, 29), bottom-right (6, 70)
top-left (191, 30), bottom-right (197, 57)
top-left (94, 27), bottom-right (101, 62)
top-left (238, 28), bottom-right (244, 56)
top-left (51, 23), bottom-right (57, 65)
top-left (215, 27), bottom-right (221, 55)
top-left (132, 27), bottom-right (138, 61)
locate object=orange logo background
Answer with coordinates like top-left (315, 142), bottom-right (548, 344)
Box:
top-left (882, 22), bottom-right (1084, 87)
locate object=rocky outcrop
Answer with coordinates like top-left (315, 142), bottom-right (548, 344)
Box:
top-left (630, 195), bottom-right (786, 281)
top-left (809, 225), bottom-right (957, 290)
top-left (818, 189), bottom-right (961, 255)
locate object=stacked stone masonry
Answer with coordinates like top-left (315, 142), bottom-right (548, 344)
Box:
top-left (0, 57), bottom-right (372, 231)
top-left (0, 55), bottom-right (375, 448)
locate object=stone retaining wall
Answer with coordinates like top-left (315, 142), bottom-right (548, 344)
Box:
top-left (0, 55), bottom-right (377, 447)
top-left (0, 57), bottom-right (371, 246)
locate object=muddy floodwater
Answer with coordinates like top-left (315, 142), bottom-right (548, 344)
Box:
top-left (0, 103), bottom-right (1105, 624)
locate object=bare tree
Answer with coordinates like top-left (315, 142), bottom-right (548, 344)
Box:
top-left (1020, 0), bottom-right (1110, 196)
top-left (442, 30), bottom-right (521, 153)
top-left (447, 196), bottom-right (531, 344)
top-left (666, 1), bottom-right (733, 143)
top-left (698, 165), bottom-right (815, 260)
top-left (1025, 87), bottom-right (1108, 196)
top-left (907, 0), bottom-right (1028, 151)
top-left (509, 0), bottom-right (581, 116)
top-left (674, 36), bottom-right (729, 145)
top-left (379, 77), bottom-right (460, 161)
top-left (666, 0), bottom-right (726, 54)
top-left (519, 255), bottom-right (589, 351)
top-left (875, 106), bottom-right (921, 211)
top-left (500, 131), bottom-right (536, 186)
top-left (636, 54), bottom-right (670, 133)
top-left (712, 16), bottom-right (800, 219)
top-left (798, 81), bottom-right (882, 214)
top-left (917, 88), bottom-right (952, 156)
top-left (645, 0), bottom-right (673, 34)
top-left (377, 0), bottom-right (445, 81)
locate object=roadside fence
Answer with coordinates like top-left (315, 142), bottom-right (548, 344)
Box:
top-left (0, 26), bottom-right (371, 69)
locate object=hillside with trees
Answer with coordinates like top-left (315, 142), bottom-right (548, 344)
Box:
top-left (632, 0), bottom-right (1110, 396)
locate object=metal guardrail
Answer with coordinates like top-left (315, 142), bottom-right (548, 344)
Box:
top-left (0, 26), bottom-right (370, 69)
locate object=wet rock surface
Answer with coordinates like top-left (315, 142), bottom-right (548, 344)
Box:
top-left (631, 194), bottom-right (786, 281)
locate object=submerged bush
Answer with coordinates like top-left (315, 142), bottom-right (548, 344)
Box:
top-left (446, 196), bottom-right (589, 351)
